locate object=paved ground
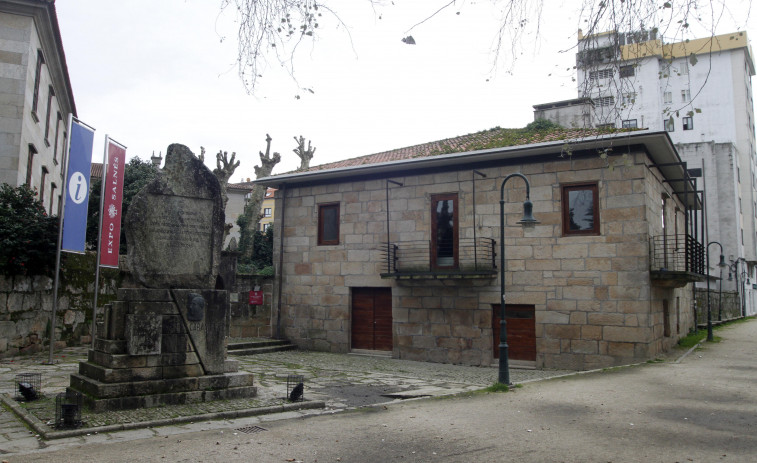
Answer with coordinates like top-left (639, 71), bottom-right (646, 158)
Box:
top-left (4, 319), bottom-right (755, 462)
top-left (0, 341), bottom-right (575, 456)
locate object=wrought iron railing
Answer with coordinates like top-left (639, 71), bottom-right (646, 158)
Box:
top-left (649, 234), bottom-right (704, 275)
top-left (379, 238), bottom-right (497, 276)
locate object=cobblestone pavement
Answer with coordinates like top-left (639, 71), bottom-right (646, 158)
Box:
top-left (0, 345), bottom-right (579, 456)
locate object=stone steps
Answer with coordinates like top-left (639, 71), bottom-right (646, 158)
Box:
top-left (227, 339), bottom-right (296, 356)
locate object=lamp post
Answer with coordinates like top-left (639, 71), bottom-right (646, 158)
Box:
top-left (706, 241), bottom-right (726, 342)
top-left (498, 173), bottom-right (538, 385)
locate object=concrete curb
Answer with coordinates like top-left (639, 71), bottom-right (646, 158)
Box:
top-left (1, 394), bottom-right (324, 440)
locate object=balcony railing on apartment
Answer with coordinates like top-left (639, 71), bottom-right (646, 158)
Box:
top-left (379, 238), bottom-right (497, 279)
top-left (649, 234), bottom-right (705, 287)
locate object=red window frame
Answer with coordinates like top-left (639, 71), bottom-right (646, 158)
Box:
top-left (318, 203), bottom-right (340, 245)
top-left (561, 183), bottom-right (600, 236)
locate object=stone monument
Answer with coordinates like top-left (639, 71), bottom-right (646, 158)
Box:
top-left (68, 144), bottom-right (256, 411)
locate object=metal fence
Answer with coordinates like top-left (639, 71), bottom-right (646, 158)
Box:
top-left (649, 234), bottom-right (704, 275)
top-left (379, 238), bottom-right (496, 275)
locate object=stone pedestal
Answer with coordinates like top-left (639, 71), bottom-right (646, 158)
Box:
top-left (69, 288), bottom-right (256, 412)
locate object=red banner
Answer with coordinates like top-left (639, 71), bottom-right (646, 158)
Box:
top-left (99, 139), bottom-right (126, 268)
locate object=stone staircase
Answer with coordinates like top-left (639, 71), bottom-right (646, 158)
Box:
top-left (227, 338), bottom-right (297, 356)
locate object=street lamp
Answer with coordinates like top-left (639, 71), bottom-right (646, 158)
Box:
top-left (706, 241), bottom-right (726, 342)
top-left (499, 173), bottom-right (539, 385)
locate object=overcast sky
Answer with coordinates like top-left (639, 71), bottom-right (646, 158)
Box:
top-left (55, 1), bottom-right (754, 179)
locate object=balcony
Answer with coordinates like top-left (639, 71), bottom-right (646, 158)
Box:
top-left (649, 234), bottom-right (705, 287)
top-left (379, 238), bottom-right (497, 280)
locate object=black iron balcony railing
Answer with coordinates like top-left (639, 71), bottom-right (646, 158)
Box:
top-left (649, 234), bottom-right (705, 286)
top-left (379, 238), bottom-right (497, 279)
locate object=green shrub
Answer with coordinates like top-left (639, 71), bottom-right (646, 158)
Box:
top-left (0, 184), bottom-right (58, 277)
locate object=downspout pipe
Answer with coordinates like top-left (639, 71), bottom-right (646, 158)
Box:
top-left (275, 184), bottom-right (286, 339)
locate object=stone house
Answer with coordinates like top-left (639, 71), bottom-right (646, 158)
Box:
top-left (255, 128), bottom-right (705, 370)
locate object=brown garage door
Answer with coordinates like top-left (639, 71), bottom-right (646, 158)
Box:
top-left (492, 304), bottom-right (536, 361)
top-left (352, 287), bottom-right (392, 351)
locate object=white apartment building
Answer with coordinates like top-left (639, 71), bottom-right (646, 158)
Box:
top-left (0, 0), bottom-right (76, 216)
top-left (553, 29), bottom-right (756, 315)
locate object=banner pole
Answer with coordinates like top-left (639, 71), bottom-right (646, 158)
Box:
top-left (91, 136), bottom-right (109, 349)
top-left (48, 114), bottom-right (74, 364)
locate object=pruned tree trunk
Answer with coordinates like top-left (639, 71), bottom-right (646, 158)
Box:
top-left (293, 135), bottom-right (315, 170)
top-left (212, 149), bottom-right (240, 243)
top-left (240, 134), bottom-right (280, 262)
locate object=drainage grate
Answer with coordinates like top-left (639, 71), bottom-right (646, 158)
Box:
top-left (236, 425), bottom-right (268, 434)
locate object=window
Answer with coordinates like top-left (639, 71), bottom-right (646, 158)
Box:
top-left (431, 194), bottom-right (458, 268)
top-left (261, 222), bottom-right (272, 232)
top-left (25, 144), bottom-right (37, 185)
top-left (44, 85), bottom-right (54, 146)
top-left (53, 112), bottom-right (62, 163)
top-left (49, 183), bottom-right (56, 215)
top-left (683, 116), bottom-right (693, 130)
top-left (663, 91), bottom-right (672, 104)
top-left (681, 89), bottom-right (690, 102)
top-left (619, 65), bottom-right (635, 77)
top-left (31, 50), bottom-right (44, 120)
top-left (622, 93), bottom-right (636, 106)
top-left (60, 130), bottom-right (67, 169)
top-left (263, 207), bottom-right (272, 217)
top-left (664, 117), bottom-right (675, 132)
top-left (592, 96), bottom-right (615, 107)
top-left (622, 119), bottom-right (638, 128)
top-left (40, 166), bottom-right (48, 200)
top-left (679, 62), bottom-right (689, 75)
top-left (596, 123), bottom-right (615, 129)
top-left (562, 183), bottom-right (600, 236)
top-left (318, 203), bottom-right (340, 245)
top-left (589, 68), bottom-right (614, 80)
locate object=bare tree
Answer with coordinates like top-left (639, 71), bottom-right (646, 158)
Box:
top-left (238, 134), bottom-right (281, 262)
top-left (212, 149), bottom-right (241, 242)
top-left (224, 1), bottom-right (746, 120)
top-left (293, 135), bottom-right (316, 170)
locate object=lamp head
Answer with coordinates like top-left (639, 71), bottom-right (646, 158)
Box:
top-left (518, 199), bottom-right (539, 229)
top-left (718, 254), bottom-right (726, 268)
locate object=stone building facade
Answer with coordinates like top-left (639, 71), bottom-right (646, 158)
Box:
top-left (0, 0), bottom-right (76, 215)
top-left (257, 129), bottom-right (705, 370)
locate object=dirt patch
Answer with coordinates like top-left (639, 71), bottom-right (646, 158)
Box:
top-left (317, 383), bottom-right (405, 408)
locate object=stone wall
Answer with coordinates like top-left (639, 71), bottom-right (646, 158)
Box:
top-left (0, 253), bottom-right (119, 357)
top-left (273, 150), bottom-right (696, 369)
top-left (693, 288), bottom-right (741, 325)
top-left (229, 275), bottom-right (273, 338)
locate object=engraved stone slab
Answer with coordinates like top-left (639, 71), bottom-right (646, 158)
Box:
top-left (126, 314), bottom-right (162, 355)
top-left (173, 289), bottom-right (228, 374)
top-left (125, 144), bottom-right (224, 289)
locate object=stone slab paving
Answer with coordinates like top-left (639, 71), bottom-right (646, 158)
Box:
top-left (0, 344), bottom-right (578, 456)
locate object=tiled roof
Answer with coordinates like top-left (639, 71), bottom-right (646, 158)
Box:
top-left (91, 162), bottom-right (103, 179)
top-left (228, 181), bottom-right (256, 191)
top-left (299, 126), bottom-right (631, 173)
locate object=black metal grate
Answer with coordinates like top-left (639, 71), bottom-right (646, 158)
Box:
top-left (287, 375), bottom-right (305, 402)
top-left (236, 425), bottom-right (267, 434)
top-left (55, 390), bottom-right (82, 429)
top-left (15, 373), bottom-right (41, 401)
top-left (650, 234), bottom-right (704, 275)
top-left (379, 238), bottom-right (497, 275)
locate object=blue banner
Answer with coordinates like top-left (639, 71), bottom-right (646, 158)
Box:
top-left (61, 119), bottom-right (95, 253)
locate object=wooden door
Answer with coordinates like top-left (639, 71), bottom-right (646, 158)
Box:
top-left (492, 304), bottom-right (536, 361)
top-left (352, 288), bottom-right (393, 351)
